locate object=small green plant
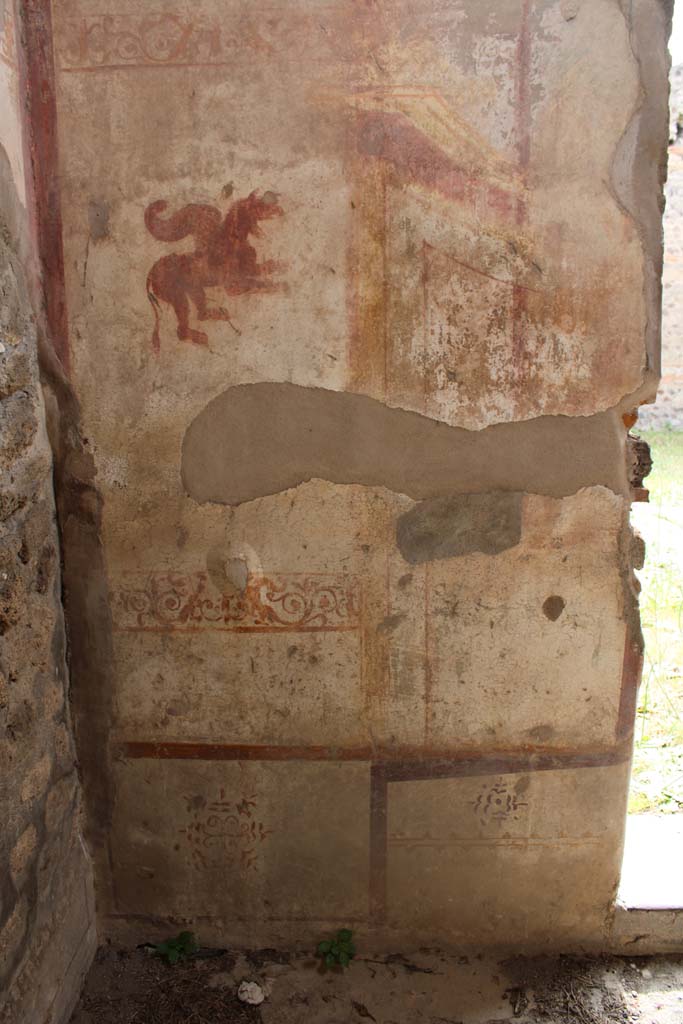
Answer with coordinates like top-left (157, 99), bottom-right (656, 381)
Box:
top-left (316, 928), bottom-right (355, 969)
top-left (153, 930), bottom-right (198, 965)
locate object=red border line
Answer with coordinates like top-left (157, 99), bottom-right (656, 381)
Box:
top-left (515, 0), bottom-right (532, 175)
top-left (119, 737), bottom-right (631, 929)
top-left (58, 59), bottom-right (337, 73)
top-left (422, 240), bottom-right (541, 293)
top-left (18, 0), bottom-right (70, 374)
top-left (616, 625), bottom-right (644, 742)
top-left (120, 741), bottom-right (375, 761)
top-left (369, 765), bottom-right (388, 924)
top-left (119, 740), bottom-right (632, 771)
top-left (114, 624), bottom-right (359, 635)
top-left (511, 0), bottom-right (532, 375)
top-left (382, 744), bottom-right (631, 784)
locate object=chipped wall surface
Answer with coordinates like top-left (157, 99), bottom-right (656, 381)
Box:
top-left (26, 0), bottom-right (670, 950)
top-left (0, 2), bottom-right (96, 1020)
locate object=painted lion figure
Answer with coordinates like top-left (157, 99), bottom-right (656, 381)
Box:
top-left (145, 190), bottom-right (285, 350)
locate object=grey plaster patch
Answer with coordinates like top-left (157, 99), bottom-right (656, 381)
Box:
top-left (88, 199), bottom-right (110, 242)
top-left (377, 612), bottom-right (406, 632)
top-left (396, 492), bottom-right (523, 565)
top-left (181, 383), bottom-right (629, 507)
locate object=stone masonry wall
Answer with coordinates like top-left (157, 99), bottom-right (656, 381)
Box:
top-left (0, 2), bottom-right (96, 1022)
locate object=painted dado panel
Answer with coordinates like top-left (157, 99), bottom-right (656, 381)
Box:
top-left (43, 0), bottom-right (665, 946)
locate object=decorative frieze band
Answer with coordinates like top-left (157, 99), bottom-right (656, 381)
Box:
top-left (112, 570), bottom-right (361, 633)
top-left (56, 11), bottom-right (337, 71)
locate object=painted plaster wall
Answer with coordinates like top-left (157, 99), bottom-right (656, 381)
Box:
top-left (0, 3), bottom-right (96, 1021)
top-left (31, 0), bottom-right (670, 951)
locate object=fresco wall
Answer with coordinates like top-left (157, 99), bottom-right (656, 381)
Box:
top-left (22, 0), bottom-right (671, 950)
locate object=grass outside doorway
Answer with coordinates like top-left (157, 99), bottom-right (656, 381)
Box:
top-left (629, 428), bottom-right (683, 814)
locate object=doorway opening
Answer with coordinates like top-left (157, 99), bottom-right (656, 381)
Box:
top-left (620, 21), bottom-right (683, 908)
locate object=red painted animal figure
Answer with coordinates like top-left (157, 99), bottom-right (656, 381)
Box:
top-left (145, 190), bottom-right (286, 351)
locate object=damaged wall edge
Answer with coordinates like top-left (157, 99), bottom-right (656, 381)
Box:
top-left (14, 0), bottom-right (117, 932)
top-left (611, 0), bottom-right (673, 402)
top-left (0, 0), bottom-right (98, 1014)
top-left (38, 344), bottom-right (117, 913)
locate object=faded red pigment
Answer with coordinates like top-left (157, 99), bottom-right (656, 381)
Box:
top-left (145, 190), bottom-right (286, 350)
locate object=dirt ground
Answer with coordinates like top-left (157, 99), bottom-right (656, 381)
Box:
top-left (69, 944), bottom-right (683, 1024)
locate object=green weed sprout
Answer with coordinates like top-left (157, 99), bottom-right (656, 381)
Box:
top-left (153, 931), bottom-right (198, 965)
top-left (316, 928), bottom-right (355, 969)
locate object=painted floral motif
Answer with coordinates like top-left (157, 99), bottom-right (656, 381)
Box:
top-left (113, 571), bottom-right (360, 633)
top-left (472, 778), bottom-right (528, 826)
top-left (60, 15), bottom-right (224, 69)
top-left (57, 10), bottom-right (334, 71)
top-left (179, 789), bottom-right (272, 872)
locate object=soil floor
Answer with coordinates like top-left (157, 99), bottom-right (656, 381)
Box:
top-left (69, 945), bottom-right (683, 1024)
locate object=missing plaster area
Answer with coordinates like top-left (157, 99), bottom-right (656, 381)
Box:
top-left (396, 492), bottom-right (523, 564)
top-left (206, 550), bottom-right (248, 594)
top-left (181, 383), bottom-right (628, 507)
top-left (542, 595), bottom-right (566, 621)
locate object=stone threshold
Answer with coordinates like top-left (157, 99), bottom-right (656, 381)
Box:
top-left (611, 814), bottom-right (683, 953)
